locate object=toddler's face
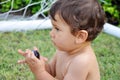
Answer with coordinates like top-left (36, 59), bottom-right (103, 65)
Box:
top-left (50, 14), bottom-right (77, 52)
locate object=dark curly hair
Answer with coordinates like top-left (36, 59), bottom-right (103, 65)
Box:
top-left (49, 0), bottom-right (106, 41)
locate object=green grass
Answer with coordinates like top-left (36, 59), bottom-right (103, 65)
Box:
top-left (0, 30), bottom-right (120, 80)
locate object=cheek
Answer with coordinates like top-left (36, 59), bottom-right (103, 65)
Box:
top-left (55, 37), bottom-right (64, 44)
top-left (55, 35), bottom-right (75, 49)
top-left (53, 35), bottom-right (65, 45)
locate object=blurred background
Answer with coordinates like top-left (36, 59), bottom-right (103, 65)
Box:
top-left (0, 0), bottom-right (120, 80)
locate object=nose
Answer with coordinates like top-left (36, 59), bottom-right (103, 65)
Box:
top-left (50, 29), bottom-right (55, 38)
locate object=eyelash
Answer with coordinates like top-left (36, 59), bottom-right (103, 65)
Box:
top-left (52, 24), bottom-right (60, 31)
top-left (55, 27), bottom-right (59, 31)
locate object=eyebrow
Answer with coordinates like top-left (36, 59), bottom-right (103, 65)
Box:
top-left (51, 21), bottom-right (59, 27)
top-left (52, 24), bottom-right (57, 27)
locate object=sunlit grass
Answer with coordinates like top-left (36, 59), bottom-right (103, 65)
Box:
top-left (0, 30), bottom-right (120, 80)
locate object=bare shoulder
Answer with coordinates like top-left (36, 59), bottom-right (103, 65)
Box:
top-left (70, 53), bottom-right (92, 71)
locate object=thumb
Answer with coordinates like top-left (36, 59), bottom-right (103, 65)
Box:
top-left (40, 56), bottom-right (48, 62)
top-left (43, 57), bottom-right (48, 62)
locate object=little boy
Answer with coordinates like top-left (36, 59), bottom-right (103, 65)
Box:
top-left (18, 0), bottom-right (105, 80)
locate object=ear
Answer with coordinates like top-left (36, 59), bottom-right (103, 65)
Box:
top-left (75, 30), bottom-right (88, 44)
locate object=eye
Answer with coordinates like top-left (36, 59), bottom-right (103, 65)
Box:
top-left (55, 27), bottom-right (60, 31)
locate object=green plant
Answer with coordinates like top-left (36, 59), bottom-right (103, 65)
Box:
top-left (99, 0), bottom-right (120, 26)
top-left (0, 0), bottom-right (52, 16)
top-left (0, 0), bottom-right (29, 12)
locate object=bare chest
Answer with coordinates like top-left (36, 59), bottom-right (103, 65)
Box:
top-left (55, 55), bottom-right (72, 79)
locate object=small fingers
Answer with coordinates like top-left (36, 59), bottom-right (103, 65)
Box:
top-left (25, 49), bottom-right (35, 59)
top-left (18, 49), bottom-right (40, 66)
top-left (33, 46), bottom-right (38, 50)
top-left (18, 49), bottom-right (27, 57)
top-left (18, 48), bottom-right (40, 64)
top-left (33, 46), bottom-right (39, 52)
top-left (18, 59), bottom-right (26, 64)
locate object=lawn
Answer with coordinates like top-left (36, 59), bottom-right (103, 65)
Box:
top-left (0, 29), bottom-right (120, 80)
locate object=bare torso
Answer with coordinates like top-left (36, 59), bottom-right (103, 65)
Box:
top-left (54, 49), bottom-right (100, 80)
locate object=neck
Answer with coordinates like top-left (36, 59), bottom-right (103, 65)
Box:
top-left (68, 41), bottom-right (92, 55)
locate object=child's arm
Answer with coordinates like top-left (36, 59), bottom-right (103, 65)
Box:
top-left (45, 53), bottom-right (57, 77)
top-left (34, 70), bottom-right (58, 80)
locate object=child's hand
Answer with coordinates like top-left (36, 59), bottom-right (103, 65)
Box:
top-left (17, 47), bottom-right (48, 75)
